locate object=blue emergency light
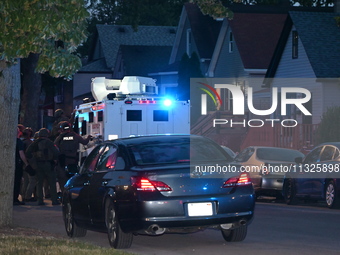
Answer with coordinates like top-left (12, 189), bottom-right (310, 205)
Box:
top-left (163, 99), bottom-right (173, 107)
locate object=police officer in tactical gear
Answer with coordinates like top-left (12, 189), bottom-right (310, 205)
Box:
top-left (50, 109), bottom-right (75, 141)
top-left (26, 128), bottom-right (60, 205)
top-left (54, 121), bottom-right (92, 191)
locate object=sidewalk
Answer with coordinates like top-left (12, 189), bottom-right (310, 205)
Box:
top-left (12, 199), bottom-right (66, 236)
top-left (12, 199), bottom-right (112, 248)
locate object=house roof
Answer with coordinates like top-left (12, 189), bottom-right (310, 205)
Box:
top-left (118, 45), bottom-right (173, 76)
top-left (289, 11), bottom-right (340, 78)
top-left (184, 3), bottom-right (222, 59)
top-left (229, 13), bottom-right (287, 69)
top-left (90, 25), bottom-right (177, 70)
top-left (266, 11), bottom-right (340, 80)
top-left (169, 3), bottom-right (222, 64)
top-left (79, 58), bottom-right (111, 73)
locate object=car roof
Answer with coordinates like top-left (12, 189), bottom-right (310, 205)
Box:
top-left (104, 134), bottom-right (206, 146)
top-left (243, 146), bottom-right (301, 152)
top-left (318, 142), bottom-right (340, 148)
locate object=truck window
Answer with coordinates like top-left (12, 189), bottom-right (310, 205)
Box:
top-left (73, 117), bottom-right (79, 133)
top-left (98, 111), bottom-right (103, 121)
top-left (127, 110), bottom-right (142, 121)
top-left (81, 120), bottom-right (87, 135)
top-left (153, 110), bottom-right (168, 121)
top-left (89, 112), bottom-right (94, 123)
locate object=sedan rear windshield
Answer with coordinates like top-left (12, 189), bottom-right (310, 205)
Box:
top-left (129, 140), bottom-right (228, 165)
top-left (256, 148), bottom-right (303, 162)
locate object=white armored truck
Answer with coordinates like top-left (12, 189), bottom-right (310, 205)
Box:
top-left (74, 76), bottom-right (190, 159)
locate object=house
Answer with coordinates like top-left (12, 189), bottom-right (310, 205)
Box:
top-left (241, 11), bottom-right (340, 150)
top-left (73, 25), bottom-right (177, 107)
top-left (208, 12), bottom-right (286, 112)
top-left (167, 3), bottom-right (222, 79)
top-left (173, 4), bottom-right (287, 150)
top-left (264, 11), bottom-right (340, 125)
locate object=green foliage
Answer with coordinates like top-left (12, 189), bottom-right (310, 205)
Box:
top-left (335, 16), bottom-right (340, 27)
top-left (0, 0), bottom-right (89, 79)
top-left (316, 107), bottom-right (340, 144)
top-left (191, 0), bottom-right (234, 19)
top-left (290, 0), bottom-right (333, 7)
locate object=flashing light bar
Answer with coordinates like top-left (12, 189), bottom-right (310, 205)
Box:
top-left (91, 104), bottom-right (105, 111)
top-left (139, 100), bottom-right (156, 104)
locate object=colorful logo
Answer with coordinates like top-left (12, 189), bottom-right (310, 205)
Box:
top-left (198, 82), bottom-right (223, 109)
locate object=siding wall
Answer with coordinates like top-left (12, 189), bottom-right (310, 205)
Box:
top-left (214, 26), bottom-right (245, 79)
top-left (272, 26), bottom-right (324, 124)
top-left (275, 26), bottom-right (316, 78)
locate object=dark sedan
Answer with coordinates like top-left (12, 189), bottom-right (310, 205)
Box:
top-left (62, 135), bottom-right (255, 249)
top-left (282, 142), bottom-right (340, 209)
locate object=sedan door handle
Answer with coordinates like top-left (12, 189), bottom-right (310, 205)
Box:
top-left (83, 181), bottom-right (90, 186)
top-left (102, 181), bottom-right (108, 186)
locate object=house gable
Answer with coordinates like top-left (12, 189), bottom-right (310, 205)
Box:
top-left (169, 3), bottom-right (222, 70)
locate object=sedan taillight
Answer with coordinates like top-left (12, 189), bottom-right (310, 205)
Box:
top-left (222, 173), bottom-right (251, 188)
top-left (131, 177), bottom-right (172, 192)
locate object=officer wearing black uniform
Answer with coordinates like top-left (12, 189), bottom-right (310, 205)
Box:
top-left (26, 128), bottom-right (60, 205)
top-left (54, 121), bottom-right (92, 191)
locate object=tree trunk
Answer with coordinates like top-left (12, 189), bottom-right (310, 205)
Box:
top-left (20, 53), bottom-right (42, 132)
top-left (0, 60), bottom-right (21, 226)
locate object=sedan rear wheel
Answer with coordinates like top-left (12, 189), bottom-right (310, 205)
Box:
top-left (326, 181), bottom-right (340, 209)
top-left (105, 200), bottom-right (133, 249)
top-left (63, 202), bottom-right (87, 237)
top-left (283, 178), bottom-right (298, 205)
top-left (221, 225), bottom-right (247, 242)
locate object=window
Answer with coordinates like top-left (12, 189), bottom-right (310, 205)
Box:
top-left (256, 148), bottom-right (303, 162)
top-left (97, 145), bottom-right (118, 171)
top-left (320, 146), bottom-right (336, 162)
top-left (89, 112), bottom-right (94, 123)
top-left (80, 145), bottom-right (104, 173)
top-left (81, 120), bottom-right (87, 135)
top-left (234, 148), bottom-right (255, 162)
top-left (304, 146), bottom-right (322, 164)
top-left (98, 111), bottom-right (103, 122)
top-left (127, 110), bottom-right (142, 121)
top-left (292, 31), bottom-right (298, 59)
top-left (229, 32), bottom-right (233, 53)
top-left (186, 29), bottom-right (192, 56)
top-left (153, 110), bottom-right (168, 121)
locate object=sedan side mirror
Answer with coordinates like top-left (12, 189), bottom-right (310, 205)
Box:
top-left (295, 157), bottom-right (303, 164)
top-left (115, 157), bottom-right (126, 170)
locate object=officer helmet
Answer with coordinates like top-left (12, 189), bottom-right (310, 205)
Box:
top-left (59, 121), bottom-right (71, 131)
top-left (38, 128), bottom-right (50, 137)
top-left (54, 109), bottom-right (64, 118)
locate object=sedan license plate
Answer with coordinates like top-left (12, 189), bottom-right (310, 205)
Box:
top-left (187, 202), bottom-right (213, 216)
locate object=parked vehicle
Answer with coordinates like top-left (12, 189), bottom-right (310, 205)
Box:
top-left (221, 146), bottom-right (237, 159)
top-left (62, 135), bottom-right (255, 249)
top-left (233, 146), bottom-right (304, 198)
top-left (73, 76), bottom-right (190, 161)
top-left (282, 142), bottom-right (340, 209)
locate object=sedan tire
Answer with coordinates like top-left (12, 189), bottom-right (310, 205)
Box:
top-left (105, 200), bottom-right (133, 249)
top-left (63, 202), bottom-right (87, 238)
top-left (221, 225), bottom-right (247, 242)
top-left (325, 180), bottom-right (340, 209)
top-left (283, 178), bottom-right (298, 205)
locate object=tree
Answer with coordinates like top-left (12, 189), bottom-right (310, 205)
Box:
top-left (316, 107), bottom-right (340, 144)
top-left (0, 0), bottom-right (89, 226)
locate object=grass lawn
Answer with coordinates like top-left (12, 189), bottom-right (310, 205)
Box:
top-left (0, 227), bottom-right (133, 255)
